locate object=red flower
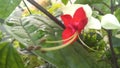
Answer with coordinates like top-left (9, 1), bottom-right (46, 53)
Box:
top-left (61, 7), bottom-right (88, 43)
top-left (40, 7), bottom-right (88, 52)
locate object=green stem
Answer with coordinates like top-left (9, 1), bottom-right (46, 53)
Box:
top-left (46, 33), bottom-right (75, 43)
top-left (78, 36), bottom-right (97, 52)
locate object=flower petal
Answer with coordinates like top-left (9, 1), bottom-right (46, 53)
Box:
top-left (76, 18), bottom-right (88, 32)
top-left (62, 28), bottom-right (76, 43)
top-left (82, 4), bottom-right (92, 18)
top-left (61, 14), bottom-right (72, 27)
top-left (61, 4), bottom-right (92, 18)
top-left (101, 14), bottom-right (120, 29)
top-left (86, 17), bottom-right (101, 29)
top-left (73, 7), bottom-right (87, 22)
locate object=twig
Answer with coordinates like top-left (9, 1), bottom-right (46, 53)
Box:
top-left (107, 0), bottom-right (119, 68)
top-left (107, 30), bottom-right (119, 68)
top-left (23, 0), bottom-right (32, 15)
top-left (27, 0), bottom-right (65, 29)
top-left (110, 0), bottom-right (114, 14)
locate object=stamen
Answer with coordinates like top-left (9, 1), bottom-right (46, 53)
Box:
top-left (40, 32), bottom-right (78, 51)
top-left (46, 32), bottom-right (75, 43)
top-left (78, 36), bottom-right (97, 52)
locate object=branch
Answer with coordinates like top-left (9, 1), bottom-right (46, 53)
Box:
top-left (23, 0), bottom-right (32, 15)
top-left (107, 30), bottom-right (119, 68)
top-left (107, 0), bottom-right (119, 68)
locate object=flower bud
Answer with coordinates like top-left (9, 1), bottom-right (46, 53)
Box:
top-left (101, 14), bottom-right (120, 29)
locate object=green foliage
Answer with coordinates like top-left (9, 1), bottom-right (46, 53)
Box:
top-left (112, 36), bottom-right (120, 47)
top-left (82, 30), bottom-right (106, 50)
top-left (35, 43), bottom-right (101, 68)
top-left (75, 0), bottom-right (110, 14)
top-left (112, 31), bottom-right (120, 47)
top-left (75, 0), bottom-right (104, 4)
top-left (0, 42), bottom-right (24, 68)
top-left (0, 30), bottom-right (3, 41)
top-left (115, 8), bottom-right (120, 22)
top-left (4, 15), bottom-right (61, 46)
top-left (62, 0), bottom-right (68, 5)
top-left (22, 55), bottom-right (45, 68)
top-left (0, 0), bottom-right (21, 19)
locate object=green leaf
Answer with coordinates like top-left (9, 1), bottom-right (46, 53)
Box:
top-left (35, 42), bottom-right (106, 68)
top-left (75, 0), bottom-right (110, 14)
top-left (4, 15), bottom-right (61, 46)
top-left (75, 0), bottom-right (104, 4)
top-left (62, 0), bottom-right (68, 5)
top-left (115, 8), bottom-right (120, 22)
top-left (0, 0), bottom-right (21, 19)
top-left (22, 55), bottom-right (45, 68)
top-left (112, 30), bottom-right (120, 47)
top-left (112, 36), bottom-right (120, 47)
top-left (0, 42), bottom-right (24, 68)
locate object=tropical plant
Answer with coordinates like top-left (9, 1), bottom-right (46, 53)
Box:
top-left (0, 0), bottom-right (120, 68)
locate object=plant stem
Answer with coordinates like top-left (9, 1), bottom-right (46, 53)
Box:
top-left (107, 30), bottom-right (119, 68)
top-left (107, 0), bottom-right (119, 68)
top-left (27, 0), bottom-right (65, 29)
top-left (110, 0), bottom-right (114, 14)
top-left (23, 0), bottom-right (32, 15)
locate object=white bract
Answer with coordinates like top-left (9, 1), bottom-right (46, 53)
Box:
top-left (61, 4), bottom-right (101, 30)
top-left (101, 14), bottom-right (120, 29)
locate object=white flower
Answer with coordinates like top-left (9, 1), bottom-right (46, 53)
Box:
top-left (86, 17), bottom-right (101, 29)
top-left (101, 14), bottom-right (120, 29)
top-left (61, 4), bottom-right (101, 30)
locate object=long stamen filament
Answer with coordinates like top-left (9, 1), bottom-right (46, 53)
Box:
top-left (46, 33), bottom-right (75, 43)
top-left (78, 36), bottom-right (97, 52)
top-left (40, 32), bottom-right (78, 51)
